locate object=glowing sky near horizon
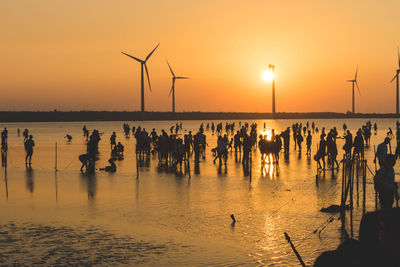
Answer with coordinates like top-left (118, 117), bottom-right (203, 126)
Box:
top-left (0, 0), bottom-right (399, 113)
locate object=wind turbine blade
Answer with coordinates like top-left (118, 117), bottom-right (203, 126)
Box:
top-left (145, 43), bottom-right (160, 61)
top-left (121, 52), bottom-right (142, 62)
top-left (169, 82), bottom-right (174, 97)
top-left (355, 66), bottom-right (358, 80)
top-left (144, 64), bottom-right (152, 92)
top-left (398, 46), bottom-right (400, 69)
top-left (176, 77), bottom-right (189, 79)
top-left (355, 81), bottom-right (361, 95)
top-left (347, 80), bottom-right (354, 82)
top-left (390, 73), bottom-right (398, 83)
top-left (166, 60), bottom-right (175, 77)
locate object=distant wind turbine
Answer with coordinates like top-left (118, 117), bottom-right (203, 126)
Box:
top-left (121, 43), bottom-right (160, 112)
top-left (166, 60), bottom-right (189, 113)
top-left (390, 47), bottom-right (400, 114)
top-left (347, 66), bottom-right (360, 113)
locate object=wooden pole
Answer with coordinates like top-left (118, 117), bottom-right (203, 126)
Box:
top-left (341, 157), bottom-right (345, 207)
top-left (4, 167), bottom-right (8, 199)
top-left (363, 160), bottom-right (366, 214)
top-left (350, 154), bottom-right (354, 237)
top-left (356, 160), bottom-right (359, 205)
top-left (284, 232), bottom-right (306, 267)
top-left (374, 145), bottom-right (378, 210)
top-left (55, 142), bottom-right (58, 171)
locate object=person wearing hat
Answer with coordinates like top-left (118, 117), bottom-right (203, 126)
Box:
top-left (375, 137), bottom-right (390, 168)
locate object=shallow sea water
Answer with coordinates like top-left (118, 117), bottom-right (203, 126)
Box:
top-left (0, 118), bottom-right (398, 266)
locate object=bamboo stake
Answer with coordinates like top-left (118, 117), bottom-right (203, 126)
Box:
top-left (284, 232), bottom-right (306, 267)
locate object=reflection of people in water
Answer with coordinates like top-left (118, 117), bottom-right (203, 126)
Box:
top-left (100, 159), bottom-right (117, 172)
top-left (80, 172), bottom-right (97, 200)
top-left (25, 164), bottom-right (34, 193)
top-left (24, 135), bottom-right (35, 165)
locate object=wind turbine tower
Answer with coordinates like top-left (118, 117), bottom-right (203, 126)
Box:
top-left (121, 43), bottom-right (160, 112)
top-left (390, 47), bottom-right (400, 114)
top-left (166, 60), bottom-right (189, 113)
top-left (347, 66), bottom-right (360, 113)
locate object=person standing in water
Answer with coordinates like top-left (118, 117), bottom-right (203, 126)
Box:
top-left (1, 128), bottom-right (8, 153)
top-left (23, 129), bottom-right (29, 141)
top-left (374, 154), bottom-right (397, 210)
top-left (110, 132), bottom-right (116, 150)
top-left (24, 135), bottom-right (35, 165)
top-left (306, 130), bottom-right (312, 156)
top-left (375, 137), bottom-right (390, 169)
top-left (316, 134), bottom-right (327, 170)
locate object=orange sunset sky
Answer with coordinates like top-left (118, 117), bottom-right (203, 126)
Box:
top-left (0, 0), bottom-right (399, 113)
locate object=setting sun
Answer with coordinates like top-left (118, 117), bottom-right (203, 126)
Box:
top-left (262, 130), bottom-right (273, 141)
top-left (263, 70), bottom-right (274, 82)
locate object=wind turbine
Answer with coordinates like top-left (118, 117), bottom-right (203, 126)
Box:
top-left (166, 60), bottom-right (189, 113)
top-left (390, 47), bottom-right (400, 115)
top-left (347, 66), bottom-right (360, 113)
top-left (121, 43), bottom-right (160, 112)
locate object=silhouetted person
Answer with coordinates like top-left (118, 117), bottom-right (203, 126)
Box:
top-left (282, 128), bottom-right (290, 155)
top-left (79, 153), bottom-right (89, 172)
top-left (213, 135), bottom-right (228, 165)
top-left (17, 128), bottom-right (20, 137)
top-left (23, 128), bottom-right (29, 141)
top-left (100, 158), bottom-right (117, 172)
top-left (234, 131), bottom-right (242, 152)
top-left (375, 137), bottom-right (390, 168)
top-left (110, 131), bottom-right (116, 149)
top-left (306, 130), bottom-right (312, 156)
top-left (316, 134), bottom-right (326, 170)
top-left (64, 134), bottom-right (72, 142)
top-left (342, 130), bottom-right (353, 157)
top-left (112, 142), bottom-right (124, 160)
top-left (353, 129), bottom-right (364, 159)
top-left (242, 133), bottom-right (252, 169)
top-left (374, 154), bottom-right (396, 210)
top-left (175, 139), bottom-right (184, 172)
top-left (327, 132), bottom-right (339, 169)
top-left (24, 135), bottom-right (35, 165)
top-left (296, 130), bottom-right (303, 152)
top-left (1, 127), bottom-right (8, 153)
top-left (193, 131), bottom-right (202, 163)
top-left (87, 131), bottom-right (100, 173)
